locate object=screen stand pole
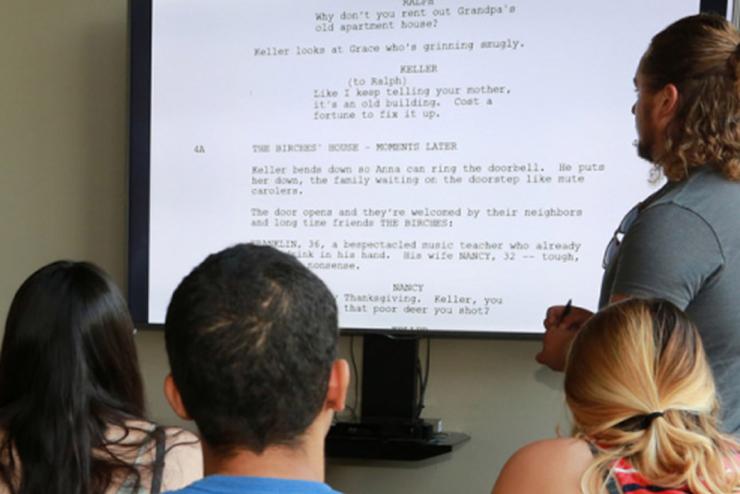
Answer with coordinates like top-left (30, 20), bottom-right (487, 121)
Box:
top-left (326, 334), bottom-right (470, 460)
top-left (360, 335), bottom-right (420, 427)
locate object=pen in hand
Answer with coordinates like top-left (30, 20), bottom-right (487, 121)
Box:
top-left (556, 299), bottom-right (573, 326)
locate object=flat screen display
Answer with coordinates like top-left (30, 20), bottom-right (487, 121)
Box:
top-left (129, 0), bottom-right (731, 335)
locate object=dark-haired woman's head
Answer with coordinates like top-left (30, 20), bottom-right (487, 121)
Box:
top-left (0, 261), bottom-right (144, 417)
top-left (0, 261), bottom-right (146, 494)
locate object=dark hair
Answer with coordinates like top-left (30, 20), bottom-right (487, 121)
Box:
top-left (639, 13), bottom-right (740, 180)
top-left (165, 244), bottom-right (339, 454)
top-left (0, 261), bottom-right (154, 494)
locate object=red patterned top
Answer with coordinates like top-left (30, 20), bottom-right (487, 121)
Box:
top-left (610, 458), bottom-right (690, 493)
top-left (608, 456), bottom-right (739, 494)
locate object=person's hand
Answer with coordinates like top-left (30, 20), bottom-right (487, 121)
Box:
top-left (535, 304), bottom-right (593, 371)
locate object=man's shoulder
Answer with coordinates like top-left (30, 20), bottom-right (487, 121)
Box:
top-left (165, 476), bottom-right (342, 494)
top-left (639, 169), bottom-right (740, 249)
top-left (657, 167), bottom-right (740, 212)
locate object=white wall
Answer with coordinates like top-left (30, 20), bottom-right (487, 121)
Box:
top-left (0, 2), bottom-right (566, 492)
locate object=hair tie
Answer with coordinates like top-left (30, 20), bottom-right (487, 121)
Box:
top-left (615, 411), bottom-right (666, 431)
top-left (638, 411), bottom-right (664, 430)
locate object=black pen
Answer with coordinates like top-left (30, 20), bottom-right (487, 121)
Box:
top-left (557, 299), bottom-right (573, 326)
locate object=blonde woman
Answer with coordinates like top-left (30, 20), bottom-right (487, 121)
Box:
top-left (493, 299), bottom-right (739, 494)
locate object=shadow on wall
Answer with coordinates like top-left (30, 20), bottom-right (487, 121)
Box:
top-left (328, 449), bottom-right (462, 471)
top-left (534, 365), bottom-right (562, 391)
top-left (79, 17), bottom-right (129, 281)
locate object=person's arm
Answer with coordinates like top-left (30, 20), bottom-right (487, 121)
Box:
top-left (608, 293), bottom-right (630, 304)
top-left (610, 204), bottom-right (722, 310)
top-left (536, 304), bottom-right (593, 371)
top-left (491, 438), bottom-right (592, 494)
top-left (536, 204), bottom-right (722, 371)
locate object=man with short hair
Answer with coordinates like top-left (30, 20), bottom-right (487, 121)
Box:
top-left (537, 13), bottom-right (740, 434)
top-left (163, 243), bottom-right (348, 493)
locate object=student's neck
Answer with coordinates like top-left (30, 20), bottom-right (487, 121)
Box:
top-left (202, 439), bottom-right (325, 482)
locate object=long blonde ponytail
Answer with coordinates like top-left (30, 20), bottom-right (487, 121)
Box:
top-left (564, 299), bottom-right (739, 494)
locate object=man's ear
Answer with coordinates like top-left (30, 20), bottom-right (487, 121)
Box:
top-left (325, 359), bottom-right (350, 412)
top-left (656, 83), bottom-right (679, 123)
top-left (164, 373), bottom-right (192, 420)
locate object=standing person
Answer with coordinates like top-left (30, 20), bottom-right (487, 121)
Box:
top-left (0, 261), bottom-right (202, 494)
top-left (496, 299), bottom-right (739, 494)
top-left (536, 13), bottom-right (740, 434)
top-left (162, 244), bottom-right (349, 494)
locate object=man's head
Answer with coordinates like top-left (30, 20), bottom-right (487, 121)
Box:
top-left (163, 244), bottom-right (348, 455)
top-left (633, 13), bottom-right (740, 181)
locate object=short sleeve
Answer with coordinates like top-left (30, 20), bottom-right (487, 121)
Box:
top-left (611, 203), bottom-right (723, 309)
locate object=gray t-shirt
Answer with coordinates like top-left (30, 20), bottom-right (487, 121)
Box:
top-left (600, 166), bottom-right (740, 434)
